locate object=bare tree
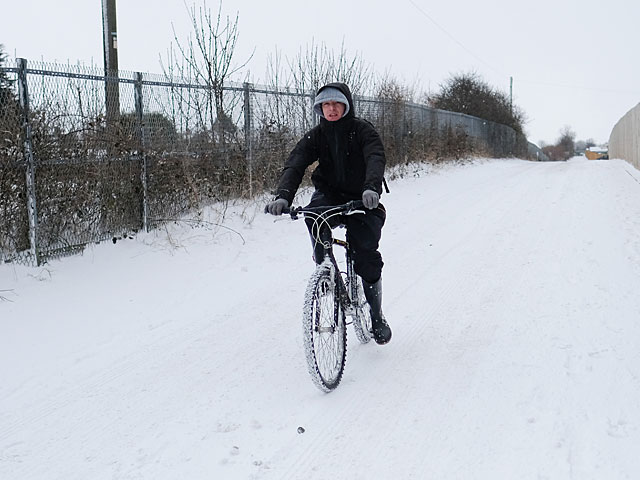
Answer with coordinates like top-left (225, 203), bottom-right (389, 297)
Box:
top-left (557, 125), bottom-right (576, 159)
top-left (374, 72), bottom-right (418, 103)
top-left (266, 48), bottom-right (287, 90)
top-left (264, 47), bottom-right (292, 128)
top-left (329, 40), bottom-right (373, 96)
top-left (163, 0), bottom-right (253, 142)
top-left (287, 39), bottom-right (373, 98)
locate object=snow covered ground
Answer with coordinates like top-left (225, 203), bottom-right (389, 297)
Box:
top-left (2, 157), bottom-right (640, 479)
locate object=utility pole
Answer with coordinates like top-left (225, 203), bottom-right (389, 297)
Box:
top-left (102, 0), bottom-right (120, 125)
top-left (509, 76), bottom-right (513, 115)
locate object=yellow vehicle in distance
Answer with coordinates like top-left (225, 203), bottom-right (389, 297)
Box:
top-left (585, 147), bottom-right (609, 160)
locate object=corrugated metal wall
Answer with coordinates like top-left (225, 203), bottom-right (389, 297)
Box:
top-left (609, 102), bottom-right (640, 168)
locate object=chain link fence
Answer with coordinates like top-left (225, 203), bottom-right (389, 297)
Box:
top-left (1, 59), bottom-right (528, 266)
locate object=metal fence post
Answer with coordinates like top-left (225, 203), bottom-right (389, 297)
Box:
top-left (134, 72), bottom-right (149, 232)
top-left (243, 82), bottom-right (253, 198)
top-left (310, 92), bottom-right (316, 128)
top-left (17, 58), bottom-right (40, 266)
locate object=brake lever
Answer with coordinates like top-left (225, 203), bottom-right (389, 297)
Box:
top-left (283, 207), bottom-right (300, 220)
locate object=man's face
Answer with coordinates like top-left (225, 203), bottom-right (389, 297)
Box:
top-left (322, 101), bottom-right (346, 121)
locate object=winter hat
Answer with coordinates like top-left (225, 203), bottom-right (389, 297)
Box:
top-left (313, 87), bottom-right (350, 118)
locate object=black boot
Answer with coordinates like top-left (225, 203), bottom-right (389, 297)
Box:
top-left (362, 278), bottom-right (392, 345)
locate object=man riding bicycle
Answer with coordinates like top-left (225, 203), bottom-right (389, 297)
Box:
top-left (266, 82), bottom-right (392, 345)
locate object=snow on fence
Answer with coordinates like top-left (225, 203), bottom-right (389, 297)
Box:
top-left (1, 59), bottom-right (525, 266)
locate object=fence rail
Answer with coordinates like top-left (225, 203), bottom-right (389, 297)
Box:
top-left (1, 59), bottom-right (529, 266)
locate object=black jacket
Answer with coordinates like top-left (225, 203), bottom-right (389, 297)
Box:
top-left (275, 82), bottom-right (386, 205)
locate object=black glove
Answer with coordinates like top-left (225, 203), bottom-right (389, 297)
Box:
top-left (265, 198), bottom-right (289, 215)
top-left (362, 190), bottom-right (379, 209)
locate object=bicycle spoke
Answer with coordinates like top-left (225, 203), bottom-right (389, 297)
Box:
top-left (302, 268), bottom-right (347, 392)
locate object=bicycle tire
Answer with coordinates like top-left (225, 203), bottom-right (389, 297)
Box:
top-left (302, 264), bottom-right (347, 392)
top-left (350, 270), bottom-right (373, 344)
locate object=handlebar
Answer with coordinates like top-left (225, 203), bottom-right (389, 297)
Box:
top-left (283, 200), bottom-right (365, 220)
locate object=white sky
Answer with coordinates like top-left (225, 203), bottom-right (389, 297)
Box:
top-left (2, 0), bottom-right (639, 146)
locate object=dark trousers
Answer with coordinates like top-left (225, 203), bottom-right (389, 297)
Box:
top-left (304, 191), bottom-right (385, 284)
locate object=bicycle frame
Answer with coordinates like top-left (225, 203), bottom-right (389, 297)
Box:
top-left (319, 238), bottom-right (356, 318)
top-left (287, 201), bottom-right (365, 317)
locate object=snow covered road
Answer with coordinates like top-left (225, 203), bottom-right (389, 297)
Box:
top-left (2, 158), bottom-right (640, 479)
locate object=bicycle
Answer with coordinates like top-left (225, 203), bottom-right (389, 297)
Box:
top-left (284, 200), bottom-right (373, 392)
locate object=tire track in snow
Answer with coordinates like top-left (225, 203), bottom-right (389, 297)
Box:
top-left (0, 297), bottom-right (277, 480)
top-left (264, 161), bottom-right (561, 478)
top-left (384, 160), bottom-right (545, 337)
top-left (0, 316), bottom-right (214, 468)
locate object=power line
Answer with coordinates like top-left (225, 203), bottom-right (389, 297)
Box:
top-left (407, 1), bottom-right (640, 98)
top-left (516, 79), bottom-right (640, 96)
top-left (407, 0), bottom-right (505, 77)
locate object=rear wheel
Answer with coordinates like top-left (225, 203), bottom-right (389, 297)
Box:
top-left (302, 265), bottom-right (347, 392)
top-left (350, 270), bottom-right (373, 344)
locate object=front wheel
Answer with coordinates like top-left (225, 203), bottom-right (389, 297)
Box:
top-left (302, 265), bottom-right (347, 392)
